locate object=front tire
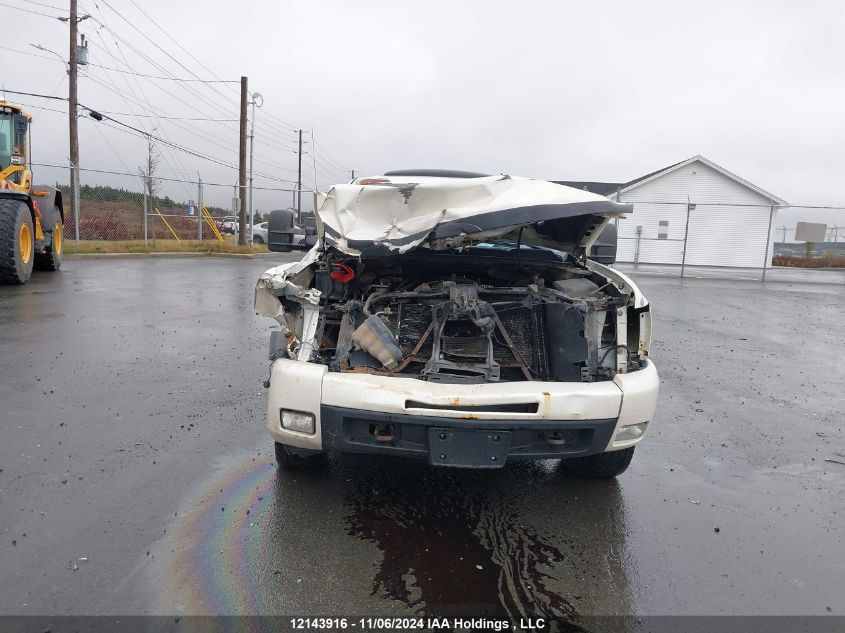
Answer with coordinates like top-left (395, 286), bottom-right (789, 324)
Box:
top-left (274, 442), bottom-right (325, 470)
top-left (253, 235), bottom-right (264, 244)
top-left (35, 207), bottom-right (63, 272)
top-left (0, 199), bottom-right (35, 284)
top-left (561, 447), bottom-right (635, 479)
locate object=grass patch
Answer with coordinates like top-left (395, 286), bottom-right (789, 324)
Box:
top-left (773, 255), bottom-right (845, 268)
top-left (64, 237), bottom-right (269, 255)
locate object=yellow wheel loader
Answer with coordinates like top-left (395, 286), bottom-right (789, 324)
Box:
top-left (1, 101), bottom-right (64, 284)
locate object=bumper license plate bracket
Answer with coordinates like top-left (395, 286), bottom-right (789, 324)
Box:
top-left (428, 428), bottom-right (511, 468)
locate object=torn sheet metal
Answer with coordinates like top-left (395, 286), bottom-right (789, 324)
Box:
top-left (317, 174), bottom-right (632, 256)
top-left (254, 247), bottom-right (320, 322)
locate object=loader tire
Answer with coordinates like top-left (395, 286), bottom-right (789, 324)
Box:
top-left (0, 199), bottom-right (35, 284)
top-left (34, 207), bottom-right (63, 272)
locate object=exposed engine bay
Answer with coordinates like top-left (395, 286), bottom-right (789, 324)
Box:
top-left (257, 174), bottom-right (657, 475)
top-left (262, 244), bottom-right (649, 384)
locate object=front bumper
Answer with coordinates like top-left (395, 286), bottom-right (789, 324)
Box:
top-left (266, 358), bottom-right (659, 462)
top-left (321, 405), bottom-right (618, 466)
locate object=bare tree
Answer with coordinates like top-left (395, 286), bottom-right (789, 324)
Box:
top-left (139, 132), bottom-right (161, 239)
top-left (139, 132), bottom-right (161, 203)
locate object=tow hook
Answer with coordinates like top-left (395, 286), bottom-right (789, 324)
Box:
top-left (370, 424), bottom-right (395, 442)
top-left (545, 430), bottom-right (567, 445)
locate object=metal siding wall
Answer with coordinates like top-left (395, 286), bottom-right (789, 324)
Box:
top-left (614, 160), bottom-right (775, 267)
top-left (616, 203), bottom-right (687, 264)
top-left (685, 205), bottom-right (772, 267)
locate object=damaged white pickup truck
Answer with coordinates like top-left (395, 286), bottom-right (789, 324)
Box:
top-left (255, 170), bottom-right (658, 476)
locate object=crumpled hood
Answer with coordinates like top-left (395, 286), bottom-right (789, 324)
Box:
top-left (318, 174), bottom-right (632, 256)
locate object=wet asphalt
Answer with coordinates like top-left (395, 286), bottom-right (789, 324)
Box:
top-left (0, 257), bottom-right (843, 621)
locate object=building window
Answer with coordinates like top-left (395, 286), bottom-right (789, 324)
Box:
top-left (658, 220), bottom-right (669, 240)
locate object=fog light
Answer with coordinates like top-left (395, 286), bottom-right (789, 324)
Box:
top-left (281, 410), bottom-right (315, 434)
top-left (615, 422), bottom-right (647, 443)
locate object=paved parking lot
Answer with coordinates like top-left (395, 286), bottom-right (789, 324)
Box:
top-left (0, 258), bottom-right (842, 621)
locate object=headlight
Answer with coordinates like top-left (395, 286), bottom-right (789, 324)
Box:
top-left (614, 422), bottom-right (648, 443)
top-left (280, 410), bottom-right (315, 434)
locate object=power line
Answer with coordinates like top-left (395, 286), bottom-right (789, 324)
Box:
top-left (3, 88), bottom-right (245, 172)
top-left (91, 0), bottom-right (282, 137)
top-left (6, 36), bottom-right (294, 182)
top-left (0, 44), bottom-right (64, 64)
top-left (6, 37), bottom-right (240, 82)
top-left (30, 74), bottom-right (68, 120)
top-left (82, 28), bottom-right (299, 153)
top-left (12, 2), bottom-right (353, 184)
top-left (0, 88), bottom-right (67, 101)
top-left (30, 162), bottom-right (302, 191)
top-left (82, 12), bottom-right (243, 124)
top-left (81, 69), bottom-right (300, 175)
top-left (81, 9), bottom-right (248, 190)
top-left (0, 1), bottom-right (65, 19)
top-left (87, 63), bottom-right (239, 82)
top-left (310, 135), bottom-right (350, 174)
top-left (95, 0), bottom-right (346, 168)
top-left (84, 32), bottom-right (239, 125)
top-left (19, 0), bottom-right (67, 11)
top-left (10, 102), bottom-right (67, 115)
top-left (91, 118), bottom-right (239, 170)
top-left (90, 119), bottom-right (133, 174)
top-left (80, 25), bottom-right (303, 166)
top-left (5, 5), bottom-right (342, 184)
top-left (109, 0), bottom-right (303, 144)
top-left (94, 115), bottom-right (297, 186)
top-left (97, 0), bottom-right (229, 88)
top-left (82, 19), bottom-right (196, 190)
top-left (98, 111), bottom-right (237, 121)
top-left (80, 43), bottom-right (298, 151)
top-left (122, 0), bottom-right (301, 135)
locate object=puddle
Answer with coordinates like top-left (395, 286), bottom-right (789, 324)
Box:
top-left (150, 450), bottom-right (632, 628)
top-left (343, 457), bottom-right (627, 626)
top-left (151, 452), bottom-right (277, 615)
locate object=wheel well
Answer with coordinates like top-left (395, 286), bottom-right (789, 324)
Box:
top-left (0, 193), bottom-right (36, 223)
top-left (54, 190), bottom-right (64, 222)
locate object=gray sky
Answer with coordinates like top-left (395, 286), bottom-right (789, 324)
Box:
top-left (3, 0), bottom-right (845, 224)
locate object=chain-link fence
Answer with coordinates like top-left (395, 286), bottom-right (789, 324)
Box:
top-left (611, 201), bottom-right (845, 280)
top-left (32, 162), bottom-right (308, 249)
top-left (29, 163), bottom-right (845, 280)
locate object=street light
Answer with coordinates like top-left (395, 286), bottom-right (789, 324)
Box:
top-left (30, 43), bottom-right (69, 72)
top-left (248, 91), bottom-right (263, 244)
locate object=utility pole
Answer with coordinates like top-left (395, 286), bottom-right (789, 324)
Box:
top-left (351, 169), bottom-right (355, 181)
top-left (248, 92), bottom-right (262, 244)
top-left (680, 202), bottom-right (693, 279)
top-left (142, 179), bottom-right (148, 247)
top-left (761, 205), bottom-right (775, 282)
top-left (296, 129), bottom-right (303, 225)
top-left (311, 127), bottom-right (317, 195)
top-left (197, 175), bottom-right (203, 243)
top-left (238, 76), bottom-right (248, 246)
top-left (69, 0), bottom-right (80, 244)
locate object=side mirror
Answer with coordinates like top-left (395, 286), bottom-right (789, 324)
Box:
top-left (267, 209), bottom-right (310, 252)
top-left (588, 222), bottom-right (617, 265)
top-left (14, 113), bottom-right (28, 136)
